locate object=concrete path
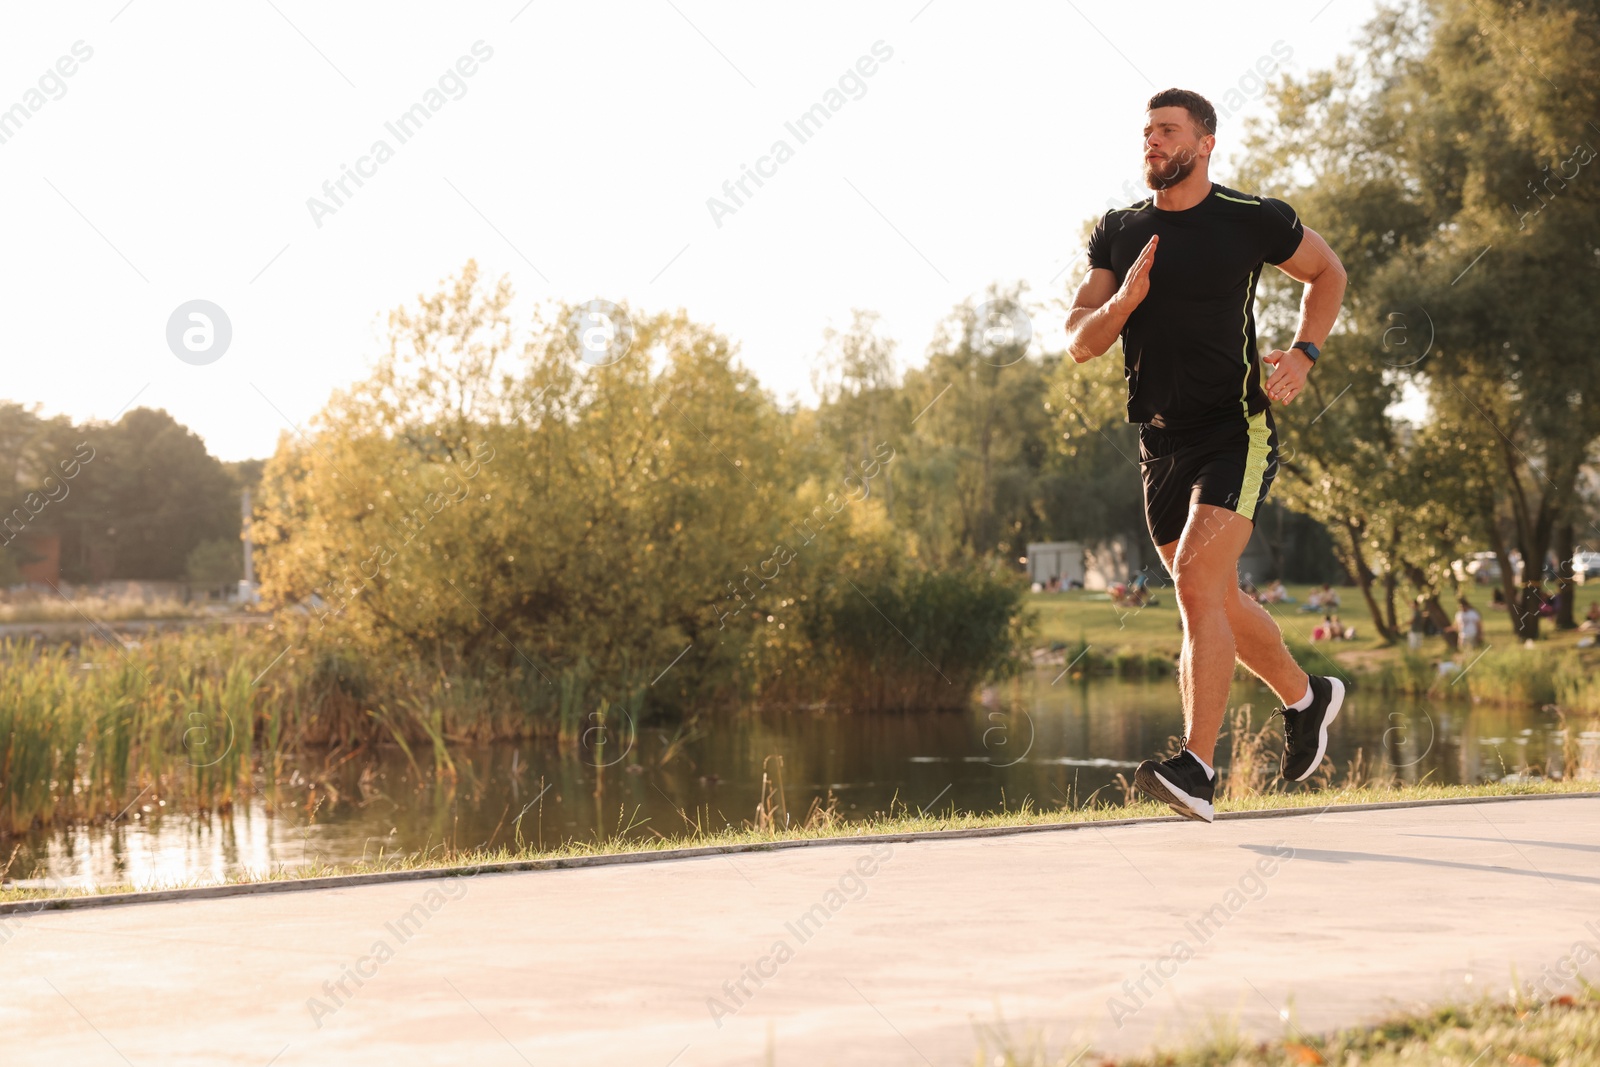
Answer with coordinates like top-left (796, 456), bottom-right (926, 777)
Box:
top-left (3, 796), bottom-right (1598, 1066)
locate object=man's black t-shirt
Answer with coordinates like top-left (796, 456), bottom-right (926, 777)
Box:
top-left (1086, 182), bottom-right (1304, 431)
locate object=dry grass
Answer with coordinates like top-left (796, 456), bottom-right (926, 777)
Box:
top-left (973, 987), bottom-right (1600, 1066)
top-left (0, 595), bottom-right (204, 624)
top-left (1221, 704), bottom-right (1277, 800)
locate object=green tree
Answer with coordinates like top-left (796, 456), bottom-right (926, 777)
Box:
top-left (895, 285), bottom-right (1067, 564)
top-left (61, 408), bottom-right (237, 581)
top-left (1045, 327), bottom-right (1148, 549)
top-left (0, 402), bottom-right (91, 583)
top-left (1239, 0), bottom-right (1600, 640)
top-left (256, 263), bottom-right (1027, 716)
top-left (256, 262), bottom-right (797, 708)
top-left (186, 537), bottom-right (243, 584)
top-left (1387, 0), bottom-right (1600, 640)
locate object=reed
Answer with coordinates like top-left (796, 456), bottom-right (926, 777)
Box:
top-left (0, 577), bottom-right (1019, 836)
top-left (0, 627), bottom-right (649, 838)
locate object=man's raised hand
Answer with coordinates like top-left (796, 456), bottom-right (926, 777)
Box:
top-left (1115, 235), bottom-right (1158, 311)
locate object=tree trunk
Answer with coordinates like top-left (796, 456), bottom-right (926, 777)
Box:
top-left (1383, 526), bottom-right (1404, 636)
top-left (1402, 562), bottom-right (1458, 651)
top-left (1383, 570), bottom-right (1398, 637)
top-left (1342, 518), bottom-right (1397, 642)
top-left (1481, 496), bottom-right (1537, 641)
top-left (1555, 519), bottom-right (1577, 630)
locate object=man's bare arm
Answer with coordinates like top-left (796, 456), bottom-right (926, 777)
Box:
top-left (1064, 235), bottom-right (1157, 364)
top-left (1275, 226), bottom-right (1346, 347)
top-left (1261, 226), bottom-right (1347, 405)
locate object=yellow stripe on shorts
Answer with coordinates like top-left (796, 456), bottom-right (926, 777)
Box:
top-left (1236, 411), bottom-right (1272, 521)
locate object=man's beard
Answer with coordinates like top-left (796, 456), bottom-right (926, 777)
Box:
top-left (1143, 151), bottom-right (1197, 190)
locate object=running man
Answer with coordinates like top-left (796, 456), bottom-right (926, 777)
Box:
top-left (1064, 89), bottom-right (1348, 822)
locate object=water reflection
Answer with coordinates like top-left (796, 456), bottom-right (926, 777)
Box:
top-left (8, 672), bottom-right (1572, 891)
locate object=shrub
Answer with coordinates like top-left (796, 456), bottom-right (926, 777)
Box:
top-left (777, 563), bottom-right (1027, 711)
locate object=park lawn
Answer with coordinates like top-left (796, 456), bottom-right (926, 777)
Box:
top-left (1026, 581), bottom-right (1600, 670)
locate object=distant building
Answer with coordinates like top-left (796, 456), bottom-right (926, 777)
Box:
top-left (1028, 527), bottom-right (1277, 590)
top-left (1026, 536), bottom-right (1149, 589)
top-left (1026, 541), bottom-right (1086, 587)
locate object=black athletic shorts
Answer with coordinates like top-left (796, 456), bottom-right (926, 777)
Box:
top-left (1138, 410), bottom-right (1278, 547)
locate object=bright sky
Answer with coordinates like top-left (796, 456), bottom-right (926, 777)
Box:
top-left (2, 0), bottom-right (1377, 461)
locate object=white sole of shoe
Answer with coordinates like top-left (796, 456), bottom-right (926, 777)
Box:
top-left (1135, 764), bottom-right (1215, 823)
top-left (1292, 676), bottom-right (1346, 782)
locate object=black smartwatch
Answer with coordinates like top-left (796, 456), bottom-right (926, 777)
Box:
top-left (1291, 340), bottom-right (1320, 364)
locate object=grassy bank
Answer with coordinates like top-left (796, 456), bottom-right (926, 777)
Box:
top-left (975, 987), bottom-right (1600, 1066)
top-left (1029, 584), bottom-right (1600, 709)
top-left (3, 779), bottom-right (1591, 905)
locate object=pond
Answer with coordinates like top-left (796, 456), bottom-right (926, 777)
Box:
top-left (6, 671), bottom-right (1576, 891)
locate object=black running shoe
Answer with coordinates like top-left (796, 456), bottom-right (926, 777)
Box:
top-left (1133, 750), bottom-right (1215, 823)
top-left (1279, 675), bottom-right (1347, 781)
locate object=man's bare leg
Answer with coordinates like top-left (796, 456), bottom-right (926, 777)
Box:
top-left (1158, 503), bottom-right (1318, 765)
top-left (1155, 540), bottom-right (1310, 714)
top-left (1225, 585), bottom-right (1310, 704)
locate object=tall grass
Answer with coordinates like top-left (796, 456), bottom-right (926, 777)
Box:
top-left (0, 565), bottom-right (1024, 835)
top-left (1220, 704), bottom-right (1276, 800)
top-left (0, 628), bottom-right (649, 837)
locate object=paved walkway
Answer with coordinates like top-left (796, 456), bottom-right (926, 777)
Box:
top-left (3, 796), bottom-right (1598, 1066)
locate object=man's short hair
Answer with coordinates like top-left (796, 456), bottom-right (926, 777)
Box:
top-left (1146, 88), bottom-right (1217, 137)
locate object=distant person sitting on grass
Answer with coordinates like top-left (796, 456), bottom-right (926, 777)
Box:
top-left (1581, 603), bottom-right (1600, 633)
top-left (1112, 573), bottom-right (1154, 609)
top-left (1453, 596), bottom-right (1483, 650)
top-left (1301, 583), bottom-right (1338, 612)
top-left (1312, 612), bottom-right (1356, 642)
top-left (1259, 578), bottom-right (1290, 604)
